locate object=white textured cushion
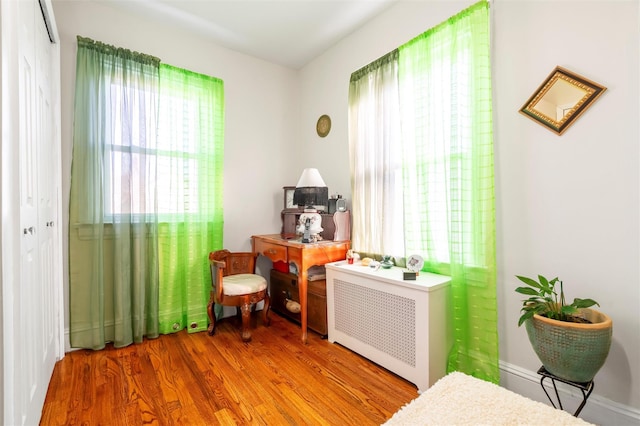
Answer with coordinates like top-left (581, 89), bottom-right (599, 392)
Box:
top-left (384, 372), bottom-right (594, 426)
top-left (222, 274), bottom-right (267, 296)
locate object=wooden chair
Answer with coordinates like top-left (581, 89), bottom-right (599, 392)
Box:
top-left (207, 249), bottom-right (271, 342)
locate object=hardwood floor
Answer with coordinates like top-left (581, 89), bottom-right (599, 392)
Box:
top-left (41, 313), bottom-right (417, 425)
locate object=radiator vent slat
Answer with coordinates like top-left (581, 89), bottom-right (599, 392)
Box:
top-left (334, 278), bottom-right (416, 367)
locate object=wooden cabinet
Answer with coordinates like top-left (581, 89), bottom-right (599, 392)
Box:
top-left (270, 269), bottom-right (327, 336)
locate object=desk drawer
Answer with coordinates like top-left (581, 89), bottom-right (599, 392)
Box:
top-left (254, 240), bottom-right (287, 263)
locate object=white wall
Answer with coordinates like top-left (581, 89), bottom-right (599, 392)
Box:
top-left (493, 0), bottom-right (639, 416)
top-left (297, 0), bottom-right (640, 422)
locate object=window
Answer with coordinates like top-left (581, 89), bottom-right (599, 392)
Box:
top-left (104, 65), bottom-right (223, 222)
top-left (348, 1), bottom-right (499, 382)
top-left (350, 3), bottom-right (493, 270)
top-left (105, 78), bottom-right (158, 219)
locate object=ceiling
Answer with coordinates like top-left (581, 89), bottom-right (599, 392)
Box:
top-left (105, 0), bottom-right (398, 69)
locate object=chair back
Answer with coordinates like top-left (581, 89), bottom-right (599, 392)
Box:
top-left (211, 249), bottom-right (257, 276)
top-left (209, 250), bottom-right (258, 302)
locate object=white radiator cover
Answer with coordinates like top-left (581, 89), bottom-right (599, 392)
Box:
top-left (326, 261), bottom-right (451, 393)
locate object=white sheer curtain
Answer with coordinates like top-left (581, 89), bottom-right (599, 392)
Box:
top-left (348, 50), bottom-right (404, 258)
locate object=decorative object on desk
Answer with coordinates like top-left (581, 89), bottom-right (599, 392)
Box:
top-left (316, 114), bottom-right (331, 137)
top-left (333, 210), bottom-right (350, 241)
top-left (403, 271), bottom-right (417, 280)
top-left (519, 66), bottom-right (606, 135)
top-left (282, 186), bottom-right (298, 211)
top-left (369, 260), bottom-right (381, 271)
top-left (515, 274), bottom-right (612, 383)
top-left (381, 255), bottom-right (394, 269)
top-left (297, 215), bottom-right (322, 243)
top-left (293, 168), bottom-right (328, 210)
top-left (406, 254), bottom-right (424, 273)
top-left (336, 197), bottom-right (347, 212)
top-left (346, 249), bottom-right (359, 264)
top-left (328, 194), bottom-right (342, 214)
top-left (294, 168), bottom-right (328, 243)
top-left (346, 250), bottom-right (354, 264)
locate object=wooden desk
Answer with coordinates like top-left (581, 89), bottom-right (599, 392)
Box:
top-left (251, 234), bottom-right (350, 343)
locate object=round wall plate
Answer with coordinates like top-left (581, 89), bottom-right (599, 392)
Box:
top-left (316, 114), bottom-right (331, 137)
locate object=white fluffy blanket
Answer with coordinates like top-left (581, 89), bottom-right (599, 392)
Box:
top-left (383, 372), bottom-right (594, 426)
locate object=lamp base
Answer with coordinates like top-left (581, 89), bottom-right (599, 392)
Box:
top-left (297, 209), bottom-right (323, 243)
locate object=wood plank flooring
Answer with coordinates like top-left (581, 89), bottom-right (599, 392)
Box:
top-left (41, 313), bottom-right (418, 425)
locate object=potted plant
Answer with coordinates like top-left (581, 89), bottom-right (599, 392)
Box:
top-left (515, 274), bottom-right (612, 383)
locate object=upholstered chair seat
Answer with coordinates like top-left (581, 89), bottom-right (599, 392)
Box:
top-left (222, 274), bottom-right (267, 296)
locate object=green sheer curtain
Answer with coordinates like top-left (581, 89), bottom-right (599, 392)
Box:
top-left (156, 64), bottom-right (224, 334)
top-left (69, 38), bottom-right (224, 349)
top-left (399, 0), bottom-right (499, 382)
top-left (69, 37), bottom-right (161, 349)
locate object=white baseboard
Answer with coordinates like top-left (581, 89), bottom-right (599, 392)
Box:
top-left (64, 327), bottom-right (78, 353)
top-left (500, 361), bottom-right (640, 425)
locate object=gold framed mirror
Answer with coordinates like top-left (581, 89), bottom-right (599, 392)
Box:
top-left (519, 66), bottom-right (606, 135)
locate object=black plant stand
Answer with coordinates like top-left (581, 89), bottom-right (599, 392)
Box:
top-left (537, 366), bottom-right (594, 417)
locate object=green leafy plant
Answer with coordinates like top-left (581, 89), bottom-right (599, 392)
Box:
top-left (515, 274), bottom-right (600, 327)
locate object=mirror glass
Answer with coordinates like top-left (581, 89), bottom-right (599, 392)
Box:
top-left (520, 67), bottom-right (606, 135)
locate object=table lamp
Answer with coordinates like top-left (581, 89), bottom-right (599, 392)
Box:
top-left (293, 168), bottom-right (328, 242)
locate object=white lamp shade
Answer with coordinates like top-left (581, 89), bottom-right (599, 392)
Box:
top-left (295, 168), bottom-right (327, 188)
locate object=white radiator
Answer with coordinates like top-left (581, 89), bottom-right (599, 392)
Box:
top-left (326, 261), bottom-right (451, 393)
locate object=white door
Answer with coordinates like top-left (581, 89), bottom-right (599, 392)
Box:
top-left (18, 0), bottom-right (42, 422)
top-left (9, 0), bottom-right (61, 424)
top-left (33, 0), bottom-right (59, 413)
